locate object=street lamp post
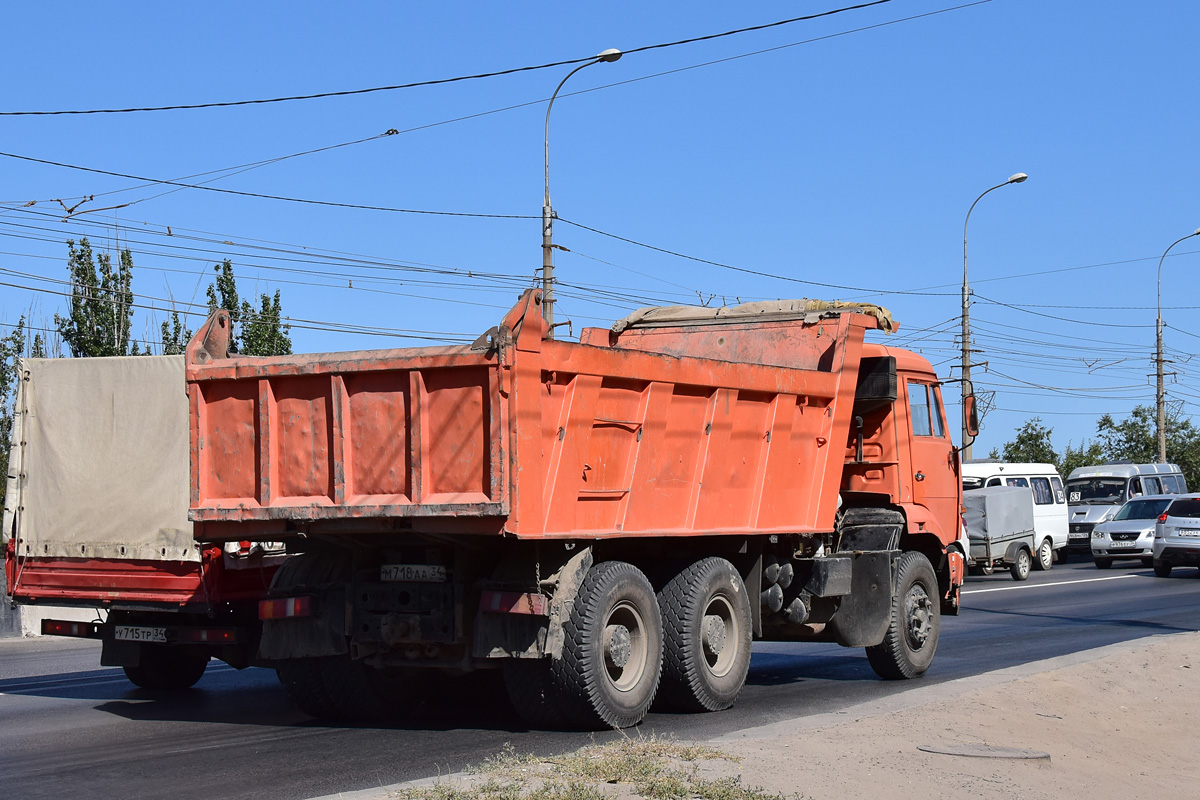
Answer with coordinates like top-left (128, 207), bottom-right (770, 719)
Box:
top-left (961, 172), bottom-right (1027, 460)
top-left (1155, 227), bottom-right (1200, 463)
top-left (542, 48), bottom-right (621, 338)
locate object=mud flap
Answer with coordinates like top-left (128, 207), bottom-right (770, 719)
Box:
top-left (826, 550), bottom-right (896, 647)
top-left (259, 585), bottom-right (348, 659)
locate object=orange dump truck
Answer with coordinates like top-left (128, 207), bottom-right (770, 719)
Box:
top-left (186, 289), bottom-right (968, 728)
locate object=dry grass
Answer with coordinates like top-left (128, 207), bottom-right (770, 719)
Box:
top-left (391, 736), bottom-right (801, 800)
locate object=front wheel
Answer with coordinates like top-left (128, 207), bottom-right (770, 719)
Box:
top-left (1011, 548), bottom-right (1032, 581)
top-left (866, 551), bottom-right (940, 680)
top-left (1034, 539), bottom-right (1054, 571)
top-left (656, 557), bottom-right (752, 713)
top-left (1094, 557), bottom-right (1114, 570)
top-left (552, 560), bottom-right (663, 729)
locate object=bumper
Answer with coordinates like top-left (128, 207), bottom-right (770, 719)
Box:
top-left (1155, 546), bottom-right (1200, 567)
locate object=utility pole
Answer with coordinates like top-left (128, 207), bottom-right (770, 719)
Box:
top-left (961, 173), bottom-right (1027, 459)
top-left (1155, 228), bottom-right (1200, 462)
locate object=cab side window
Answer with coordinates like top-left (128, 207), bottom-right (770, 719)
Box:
top-left (1031, 477), bottom-right (1054, 505)
top-left (908, 381), bottom-right (947, 438)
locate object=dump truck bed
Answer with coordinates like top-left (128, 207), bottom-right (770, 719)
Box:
top-left (188, 291), bottom-right (884, 541)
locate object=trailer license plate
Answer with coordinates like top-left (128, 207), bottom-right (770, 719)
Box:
top-left (114, 625), bottom-right (167, 643)
top-left (380, 564), bottom-right (446, 583)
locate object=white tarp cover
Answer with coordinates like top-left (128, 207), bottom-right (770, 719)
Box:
top-left (2, 355), bottom-right (196, 562)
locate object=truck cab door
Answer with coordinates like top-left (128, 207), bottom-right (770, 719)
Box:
top-left (905, 379), bottom-right (958, 538)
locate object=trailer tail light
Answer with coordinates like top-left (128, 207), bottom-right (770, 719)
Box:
top-left (259, 596), bottom-right (316, 620)
top-left (41, 619), bottom-right (101, 638)
top-left (175, 627), bottom-right (241, 643)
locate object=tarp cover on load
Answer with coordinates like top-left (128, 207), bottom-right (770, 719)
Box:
top-left (611, 298), bottom-right (897, 334)
top-left (2, 355), bottom-right (196, 562)
top-left (963, 485), bottom-right (1036, 542)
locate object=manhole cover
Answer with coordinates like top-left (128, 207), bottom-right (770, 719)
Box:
top-left (918, 744), bottom-right (1050, 761)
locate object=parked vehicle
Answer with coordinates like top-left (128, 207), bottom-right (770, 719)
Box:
top-left (2, 356), bottom-right (283, 689)
top-left (964, 485), bottom-right (1037, 580)
top-left (1066, 463), bottom-right (1188, 556)
top-left (1090, 495), bottom-right (1173, 569)
top-left (1152, 493), bottom-right (1200, 577)
top-left (962, 461), bottom-right (1067, 569)
top-left (185, 290), bottom-right (970, 728)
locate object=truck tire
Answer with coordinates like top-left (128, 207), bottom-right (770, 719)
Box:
top-left (1034, 539), bottom-right (1054, 571)
top-left (552, 560), bottom-right (663, 729)
top-left (276, 657), bottom-right (340, 719)
top-left (1010, 548), bottom-right (1032, 581)
top-left (866, 551), bottom-right (939, 680)
top-left (317, 657), bottom-right (422, 722)
top-left (123, 645), bottom-right (208, 690)
top-left (656, 557), bottom-right (752, 713)
top-left (503, 660), bottom-right (570, 729)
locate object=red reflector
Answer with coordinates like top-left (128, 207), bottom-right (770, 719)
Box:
top-left (258, 596), bottom-right (316, 620)
top-left (41, 619), bottom-right (98, 638)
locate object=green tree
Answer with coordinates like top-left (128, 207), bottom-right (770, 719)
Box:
top-left (160, 311), bottom-right (192, 356)
top-left (1059, 439), bottom-right (1105, 480)
top-left (1, 319), bottom-right (30, 516)
top-left (989, 418), bottom-right (1059, 467)
top-left (1097, 404), bottom-right (1200, 489)
top-left (54, 238), bottom-right (137, 358)
top-left (205, 260), bottom-right (292, 356)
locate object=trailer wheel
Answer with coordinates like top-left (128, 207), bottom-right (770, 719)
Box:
top-left (1034, 539), bottom-right (1054, 571)
top-left (866, 551), bottom-right (939, 680)
top-left (979, 562), bottom-right (995, 576)
top-left (123, 645), bottom-right (209, 690)
top-left (552, 560), bottom-right (662, 729)
top-left (656, 557), bottom-right (752, 712)
top-left (1010, 548), bottom-right (1032, 581)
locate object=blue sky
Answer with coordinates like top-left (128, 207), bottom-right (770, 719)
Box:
top-left (2, 1), bottom-right (1197, 455)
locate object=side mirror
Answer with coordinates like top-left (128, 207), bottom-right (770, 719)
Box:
top-left (963, 394), bottom-right (980, 439)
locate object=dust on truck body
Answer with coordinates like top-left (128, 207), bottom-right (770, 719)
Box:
top-left (188, 289), bottom-right (965, 728)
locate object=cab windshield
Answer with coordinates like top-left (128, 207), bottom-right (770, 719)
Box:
top-left (1113, 498), bottom-right (1171, 521)
top-left (1067, 478), bottom-right (1127, 505)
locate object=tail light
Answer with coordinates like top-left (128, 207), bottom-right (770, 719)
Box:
top-left (259, 596), bottom-right (316, 620)
top-left (41, 620), bottom-right (100, 638)
top-left (1158, 513), bottom-right (1168, 523)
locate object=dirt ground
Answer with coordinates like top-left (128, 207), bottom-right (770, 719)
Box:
top-left (715, 632), bottom-right (1200, 799)
top-left (325, 632), bottom-right (1200, 800)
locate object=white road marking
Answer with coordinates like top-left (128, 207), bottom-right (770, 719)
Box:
top-left (962, 573), bottom-right (1140, 595)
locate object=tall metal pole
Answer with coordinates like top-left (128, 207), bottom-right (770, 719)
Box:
top-left (542, 49), bottom-right (621, 338)
top-left (1155, 228), bottom-right (1200, 463)
top-left (961, 173), bottom-right (1027, 459)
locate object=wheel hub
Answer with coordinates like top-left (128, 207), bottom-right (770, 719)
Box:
top-left (702, 614), bottom-right (727, 657)
top-left (905, 587), bottom-right (932, 648)
top-left (604, 623), bottom-right (632, 670)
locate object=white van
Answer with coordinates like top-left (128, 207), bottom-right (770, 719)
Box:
top-left (961, 461), bottom-right (1069, 570)
top-left (1065, 462), bottom-right (1188, 555)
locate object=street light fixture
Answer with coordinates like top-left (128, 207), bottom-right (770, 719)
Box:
top-left (541, 48), bottom-right (622, 338)
top-left (1155, 227), bottom-right (1200, 463)
top-left (961, 172), bottom-right (1027, 459)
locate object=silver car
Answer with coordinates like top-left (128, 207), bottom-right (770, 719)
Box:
top-left (1152, 493), bottom-right (1200, 577)
top-left (1091, 495), bottom-right (1173, 568)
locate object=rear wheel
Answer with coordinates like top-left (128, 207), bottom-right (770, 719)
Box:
top-left (551, 560), bottom-right (663, 729)
top-left (1153, 560), bottom-right (1172, 578)
top-left (866, 552), bottom-right (940, 680)
top-left (1010, 548), bottom-right (1032, 581)
top-left (123, 645), bottom-right (209, 690)
top-left (1093, 557), bottom-right (1114, 570)
top-left (1034, 539), bottom-right (1054, 571)
top-left (656, 557), bottom-right (752, 712)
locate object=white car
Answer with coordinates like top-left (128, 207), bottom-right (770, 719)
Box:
top-left (1090, 495), bottom-right (1173, 568)
top-left (1152, 493), bottom-right (1200, 577)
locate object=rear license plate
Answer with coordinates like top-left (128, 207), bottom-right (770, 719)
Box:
top-left (1177, 529), bottom-right (1200, 538)
top-left (114, 625), bottom-right (167, 643)
top-left (380, 564), bottom-right (447, 583)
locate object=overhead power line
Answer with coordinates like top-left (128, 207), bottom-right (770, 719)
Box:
top-left (0, 2), bottom-right (905, 116)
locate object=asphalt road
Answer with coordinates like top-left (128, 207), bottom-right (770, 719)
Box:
top-left (3, 559), bottom-right (1198, 800)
